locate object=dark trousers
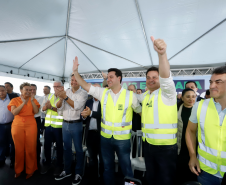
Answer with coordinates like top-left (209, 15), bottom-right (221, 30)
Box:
top-left (101, 136), bottom-right (133, 185)
top-left (41, 118), bottom-right (45, 134)
top-left (143, 141), bottom-right (178, 185)
top-left (86, 130), bottom-right (104, 183)
top-left (44, 126), bottom-right (63, 167)
top-left (62, 121), bottom-right (84, 175)
top-left (176, 154), bottom-right (197, 185)
top-left (198, 170), bottom-right (222, 185)
top-left (35, 117), bottom-right (41, 167)
top-left (0, 123), bottom-right (15, 163)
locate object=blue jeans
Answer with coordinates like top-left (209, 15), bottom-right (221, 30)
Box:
top-left (0, 123), bottom-right (15, 163)
top-left (44, 126), bottom-right (63, 166)
top-left (198, 170), bottom-right (222, 185)
top-left (62, 121), bottom-right (83, 175)
top-left (101, 136), bottom-right (133, 185)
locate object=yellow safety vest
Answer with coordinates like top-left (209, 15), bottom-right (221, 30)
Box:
top-left (142, 88), bottom-right (177, 145)
top-left (100, 88), bottom-right (133, 140)
top-left (45, 94), bottom-right (63, 128)
top-left (197, 98), bottom-right (226, 176)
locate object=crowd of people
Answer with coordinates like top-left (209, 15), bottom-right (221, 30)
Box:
top-left (0, 37), bottom-right (226, 185)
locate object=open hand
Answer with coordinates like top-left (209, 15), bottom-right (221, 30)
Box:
top-left (188, 156), bottom-right (201, 176)
top-left (102, 72), bottom-right (107, 79)
top-left (151, 36), bottom-right (167, 55)
top-left (73, 56), bottom-right (79, 72)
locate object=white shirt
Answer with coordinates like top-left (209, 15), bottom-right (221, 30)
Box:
top-left (137, 72), bottom-right (177, 106)
top-left (35, 95), bottom-right (44, 118)
top-left (88, 86), bottom-right (142, 113)
top-left (57, 88), bottom-right (88, 121)
top-left (89, 99), bottom-right (99, 130)
top-left (41, 94), bottom-right (49, 118)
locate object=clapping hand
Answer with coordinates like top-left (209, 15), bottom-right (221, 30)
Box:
top-left (45, 100), bottom-right (52, 109)
top-left (55, 90), bottom-right (67, 100)
top-left (151, 36), bottom-right (167, 55)
top-left (81, 106), bottom-right (91, 118)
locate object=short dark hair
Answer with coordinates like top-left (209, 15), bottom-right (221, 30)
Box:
top-left (137, 89), bottom-right (142, 92)
top-left (0, 85), bottom-right (6, 89)
top-left (212, 66), bottom-right (226, 75)
top-left (30, 84), bottom-right (37, 90)
top-left (44, 85), bottom-right (51, 90)
top-left (108, 68), bottom-right (122, 83)
top-left (185, 81), bottom-right (197, 88)
top-left (146, 67), bottom-right (159, 76)
top-left (206, 89), bottom-right (210, 95)
top-left (104, 84), bottom-right (108, 88)
top-left (5, 82), bottom-right (13, 88)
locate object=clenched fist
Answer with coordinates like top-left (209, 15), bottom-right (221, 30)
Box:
top-left (151, 36), bottom-right (167, 55)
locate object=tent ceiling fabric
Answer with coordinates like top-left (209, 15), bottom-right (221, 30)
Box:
top-left (0, 0), bottom-right (225, 80)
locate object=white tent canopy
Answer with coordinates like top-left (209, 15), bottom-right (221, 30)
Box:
top-left (0, 0), bottom-right (226, 81)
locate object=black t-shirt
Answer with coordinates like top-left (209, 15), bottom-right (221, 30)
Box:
top-left (179, 106), bottom-right (192, 157)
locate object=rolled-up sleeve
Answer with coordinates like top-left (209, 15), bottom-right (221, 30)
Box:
top-left (159, 72), bottom-right (176, 100)
top-left (55, 99), bottom-right (64, 110)
top-left (189, 102), bottom-right (199, 124)
top-left (132, 93), bottom-right (142, 113)
top-left (71, 91), bottom-right (88, 111)
top-left (88, 85), bottom-right (105, 101)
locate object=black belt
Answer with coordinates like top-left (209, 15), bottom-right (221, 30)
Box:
top-left (63, 120), bottom-right (81, 123)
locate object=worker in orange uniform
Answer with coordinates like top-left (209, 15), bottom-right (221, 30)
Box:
top-left (7, 82), bottom-right (40, 179)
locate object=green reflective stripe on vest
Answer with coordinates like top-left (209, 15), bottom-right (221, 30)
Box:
top-left (101, 88), bottom-right (133, 140)
top-left (142, 88), bottom-right (177, 145)
top-left (45, 93), bottom-right (63, 128)
top-left (197, 98), bottom-right (226, 176)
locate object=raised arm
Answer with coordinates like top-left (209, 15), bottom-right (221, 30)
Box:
top-left (72, 57), bottom-right (91, 92)
top-left (151, 36), bottom-right (170, 78)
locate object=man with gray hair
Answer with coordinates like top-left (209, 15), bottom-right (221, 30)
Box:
top-left (55, 74), bottom-right (88, 185)
top-left (40, 81), bottom-right (64, 176)
top-left (128, 84), bottom-right (136, 93)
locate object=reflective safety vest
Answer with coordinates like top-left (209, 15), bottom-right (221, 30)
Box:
top-left (100, 88), bottom-right (133, 140)
top-left (197, 98), bottom-right (226, 176)
top-left (141, 88), bottom-right (177, 145)
top-left (45, 94), bottom-right (63, 128)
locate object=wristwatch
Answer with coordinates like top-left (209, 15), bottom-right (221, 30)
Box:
top-left (51, 106), bottom-right (54, 110)
top-left (64, 96), bottom-right (69, 101)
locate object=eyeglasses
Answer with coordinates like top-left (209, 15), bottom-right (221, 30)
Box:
top-left (53, 86), bottom-right (62, 88)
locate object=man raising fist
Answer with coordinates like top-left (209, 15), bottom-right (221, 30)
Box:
top-left (137, 36), bottom-right (177, 185)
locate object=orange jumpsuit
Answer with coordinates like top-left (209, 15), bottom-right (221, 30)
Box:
top-left (7, 97), bottom-right (40, 175)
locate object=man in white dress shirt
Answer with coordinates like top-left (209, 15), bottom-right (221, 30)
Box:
top-left (55, 75), bottom-right (88, 185)
top-left (31, 84), bottom-right (44, 169)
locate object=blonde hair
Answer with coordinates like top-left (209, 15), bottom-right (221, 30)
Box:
top-left (20, 82), bottom-right (31, 90)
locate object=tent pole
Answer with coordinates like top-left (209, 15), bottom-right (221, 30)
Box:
top-left (0, 35), bottom-right (64, 43)
top-left (168, 18), bottom-right (226, 61)
top-left (18, 37), bottom-right (64, 68)
top-left (63, 0), bottom-right (72, 78)
top-left (69, 38), bottom-right (102, 73)
top-left (69, 36), bottom-right (148, 70)
top-left (134, 0), bottom-right (153, 66)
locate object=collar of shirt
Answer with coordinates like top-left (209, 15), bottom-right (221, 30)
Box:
top-left (0, 94), bottom-right (9, 102)
top-left (108, 86), bottom-right (124, 95)
top-left (93, 98), bottom-right (99, 102)
top-left (70, 88), bottom-right (80, 94)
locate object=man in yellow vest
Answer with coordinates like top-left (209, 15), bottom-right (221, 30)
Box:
top-left (40, 81), bottom-right (64, 176)
top-left (138, 36), bottom-right (178, 185)
top-left (186, 66), bottom-right (226, 185)
top-left (71, 58), bottom-right (142, 185)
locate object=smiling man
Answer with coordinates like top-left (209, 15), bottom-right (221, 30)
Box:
top-left (186, 66), bottom-right (226, 185)
top-left (137, 36), bottom-right (178, 185)
top-left (71, 58), bottom-right (142, 185)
